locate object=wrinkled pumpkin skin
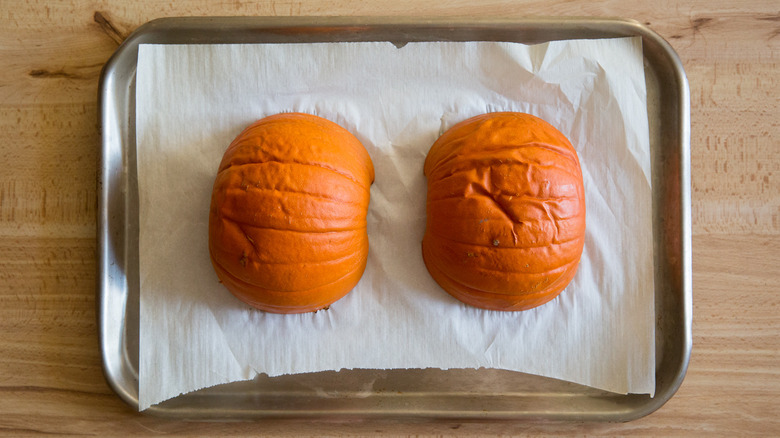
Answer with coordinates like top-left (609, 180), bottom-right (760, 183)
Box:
top-left (209, 113), bottom-right (374, 314)
top-left (422, 112), bottom-right (586, 311)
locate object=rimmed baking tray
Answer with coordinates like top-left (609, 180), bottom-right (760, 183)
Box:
top-left (97, 16), bottom-right (691, 421)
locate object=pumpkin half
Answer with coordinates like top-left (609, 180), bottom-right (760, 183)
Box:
top-left (208, 113), bottom-right (374, 313)
top-left (422, 112), bottom-right (586, 311)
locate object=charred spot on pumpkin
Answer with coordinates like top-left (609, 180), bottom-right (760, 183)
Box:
top-left (239, 254), bottom-right (248, 267)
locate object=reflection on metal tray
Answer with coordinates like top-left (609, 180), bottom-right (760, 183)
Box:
top-left (97, 16), bottom-right (691, 421)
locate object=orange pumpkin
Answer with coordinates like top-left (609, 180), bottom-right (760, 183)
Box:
top-left (208, 113), bottom-right (374, 314)
top-left (422, 112), bottom-right (586, 311)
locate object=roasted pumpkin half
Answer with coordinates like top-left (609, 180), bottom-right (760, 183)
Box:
top-left (422, 112), bottom-right (586, 311)
top-left (209, 113), bottom-right (374, 313)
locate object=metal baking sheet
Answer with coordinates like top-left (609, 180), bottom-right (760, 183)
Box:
top-left (97, 16), bottom-right (691, 421)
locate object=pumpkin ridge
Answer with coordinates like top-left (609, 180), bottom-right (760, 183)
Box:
top-left (462, 141), bottom-right (578, 164)
top-left (210, 245), bottom-right (361, 272)
top-left (427, 192), bottom-right (580, 204)
top-left (232, 239), bottom-right (364, 268)
top-left (428, 158), bottom-right (580, 187)
top-left (426, 141), bottom-right (579, 178)
top-left (425, 236), bottom-right (585, 277)
top-left (238, 253), bottom-right (362, 267)
top-left (429, 263), bottom-right (563, 310)
top-left (220, 113), bottom-right (375, 181)
top-left (210, 260), bottom-right (362, 313)
top-left (427, 212), bottom-right (584, 225)
top-left (431, 267), bottom-right (557, 303)
top-left (220, 215), bottom-right (367, 234)
top-left (423, 246), bottom-right (578, 297)
top-left (213, 261), bottom-right (364, 313)
top-left (425, 227), bottom-right (584, 250)
top-left (223, 186), bottom-right (365, 206)
top-left (422, 246), bottom-right (573, 298)
top-left (427, 200), bottom-right (586, 224)
top-left (232, 224), bottom-right (362, 264)
top-left (431, 246), bottom-right (582, 277)
top-left (210, 251), bottom-right (365, 293)
top-left (219, 159), bottom-right (371, 192)
top-left (428, 164), bottom-right (582, 195)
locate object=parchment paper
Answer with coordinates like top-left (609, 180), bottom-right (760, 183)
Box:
top-left (136, 38), bottom-right (655, 410)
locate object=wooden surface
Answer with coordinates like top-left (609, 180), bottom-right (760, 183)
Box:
top-left (1, 0), bottom-right (778, 435)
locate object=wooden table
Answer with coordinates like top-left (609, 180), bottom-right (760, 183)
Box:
top-left (1, 1), bottom-right (778, 435)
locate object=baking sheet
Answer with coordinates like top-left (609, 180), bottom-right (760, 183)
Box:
top-left (98, 17), bottom-right (691, 421)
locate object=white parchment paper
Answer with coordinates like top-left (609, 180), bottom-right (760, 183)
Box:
top-left (136, 38), bottom-right (655, 410)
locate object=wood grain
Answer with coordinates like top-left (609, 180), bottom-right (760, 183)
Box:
top-left (1, 0), bottom-right (779, 435)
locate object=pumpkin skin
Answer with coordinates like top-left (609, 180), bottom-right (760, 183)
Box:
top-left (208, 113), bottom-right (374, 314)
top-left (422, 112), bottom-right (586, 311)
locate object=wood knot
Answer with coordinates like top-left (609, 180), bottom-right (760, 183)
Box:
top-left (94, 11), bottom-right (128, 45)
